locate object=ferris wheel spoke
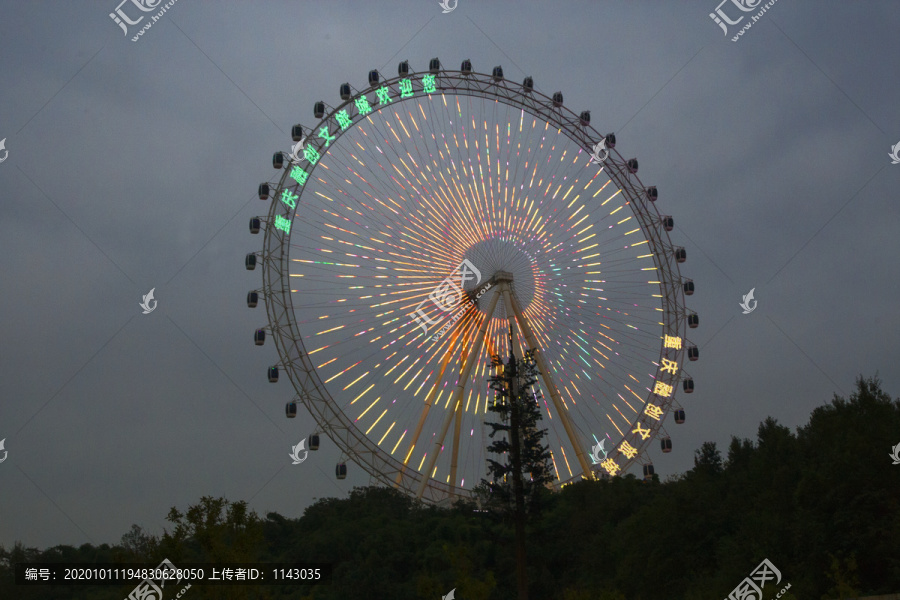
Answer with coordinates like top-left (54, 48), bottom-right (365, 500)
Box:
top-left (416, 286), bottom-right (501, 499)
top-left (448, 373), bottom-right (465, 493)
top-left (506, 282), bottom-right (594, 479)
top-left (394, 308), bottom-right (474, 484)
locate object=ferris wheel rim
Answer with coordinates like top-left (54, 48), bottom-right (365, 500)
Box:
top-left (256, 61), bottom-right (694, 502)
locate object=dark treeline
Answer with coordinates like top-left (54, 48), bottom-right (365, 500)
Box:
top-left (2, 375), bottom-right (898, 600)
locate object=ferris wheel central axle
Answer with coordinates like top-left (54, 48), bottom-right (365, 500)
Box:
top-left (413, 277), bottom-right (594, 499)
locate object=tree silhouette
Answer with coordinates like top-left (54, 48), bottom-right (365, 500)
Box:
top-left (479, 346), bottom-right (554, 600)
top-left (1, 374), bottom-right (897, 600)
top-left (480, 348), bottom-right (554, 517)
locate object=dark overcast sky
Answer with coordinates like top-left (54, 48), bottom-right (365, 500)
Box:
top-left (1, 0), bottom-right (898, 550)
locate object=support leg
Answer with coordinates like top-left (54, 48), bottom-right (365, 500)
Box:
top-left (416, 289), bottom-right (500, 499)
top-left (507, 291), bottom-right (594, 480)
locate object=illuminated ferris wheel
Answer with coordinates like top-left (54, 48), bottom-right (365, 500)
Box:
top-left (245, 58), bottom-right (698, 504)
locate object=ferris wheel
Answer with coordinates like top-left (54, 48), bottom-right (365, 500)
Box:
top-left (245, 58), bottom-right (698, 504)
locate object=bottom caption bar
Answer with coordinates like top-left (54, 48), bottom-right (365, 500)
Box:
top-left (16, 560), bottom-right (332, 586)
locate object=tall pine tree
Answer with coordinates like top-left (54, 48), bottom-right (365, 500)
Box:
top-left (478, 345), bottom-right (554, 600)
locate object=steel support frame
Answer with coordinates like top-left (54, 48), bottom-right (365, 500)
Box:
top-left (258, 65), bottom-right (692, 503)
